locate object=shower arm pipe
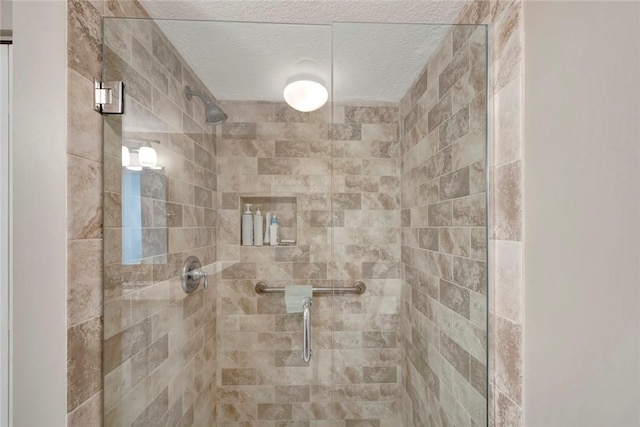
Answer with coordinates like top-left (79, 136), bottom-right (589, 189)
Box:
top-left (185, 87), bottom-right (213, 105)
top-left (255, 281), bottom-right (366, 295)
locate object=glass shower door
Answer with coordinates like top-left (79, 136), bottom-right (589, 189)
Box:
top-left (207, 20), bottom-right (335, 426)
top-left (101, 16), bottom-right (488, 427)
top-left (331, 22), bottom-right (489, 427)
top-left (102, 17), bottom-right (218, 426)
top-left (101, 17), bottom-right (337, 426)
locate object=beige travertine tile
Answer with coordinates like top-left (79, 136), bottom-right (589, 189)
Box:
top-left (104, 359), bottom-right (131, 410)
top-left (131, 37), bottom-right (169, 94)
top-left (440, 167), bottom-right (471, 200)
top-left (68, 0), bottom-right (102, 80)
top-left (221, 101), bottom-right (275, 123)
top-left (494, 240), bottom-right (523, 323)
top-left (104, 318), bottom-right (152, 374)
top-left (151, 29), bottom-right (182, 80)
top-left (152, 87), bottom-right (183, 131)
top-left (453, 193), bottom-right (486, 227)
top-left (470, 228), bottom-right (487, 261)
top-left (457, 0), bottom-right (490, 25)
top-left (440, 280), bottom-right (471, 319)
top-left (68, 239), bottom-right (103, 326)
top-left (410, 67), bottom-right (430, 107)
top-left (440, 105), bottom-right (470, 149)
top-left (492, 1), bottom-right (522, 93)
top-left (453, 257), bottom-right (487, 295)
top-left (470, 354), bottom-right (487, 398)
top-left (106, 0), bottom-right (150, 18)
top-left (104, 48), bottom-right (153, 109)
top-left (496, 390), bottom-right (522, 427)
top-left (68, 155), bottom-right (103, 239)
top-left (67, 70), bottom-right (103, 162)
top-left (494, 77), bottom-right (522, 166)
top-left (440, 44), bottom-right (471, 99)
top-left (68, 316), bottom-right (103, 412)
top-left (492, 160), bottom-right (522, 241)
top-left (439, 227), bottom-right (471, 257)
top-left (345, 106), bottom-right (398, 125)
top-left (495, 315), bottom-right (522, 405)
top-left (428, 201), bottom-right (453, 227)
top-left (453, 369), bottom-right (487, 425)
top-left (67, 390), bottom-right (102, 427)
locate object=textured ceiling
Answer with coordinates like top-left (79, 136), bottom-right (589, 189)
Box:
top-left (141, 1), bottom-right (469, 102)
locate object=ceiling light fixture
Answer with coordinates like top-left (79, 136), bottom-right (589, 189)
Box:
top-left (283, 79), bottom-right (328, 112)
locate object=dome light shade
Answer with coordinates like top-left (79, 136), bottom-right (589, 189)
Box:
top-left (138, 147), bottom-right (158, 168)
top-left (283, 80), bottom-right (328, 112)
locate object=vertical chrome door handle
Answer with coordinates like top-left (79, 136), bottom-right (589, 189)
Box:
top-left (302, 297), bottom-right (312, 363)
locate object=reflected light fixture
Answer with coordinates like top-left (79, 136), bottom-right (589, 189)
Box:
top-left (126, 149), bottom-right (143, 171)
top-left (121, 146), bottom-right (131, 168)
top-left (283, 79), bottom-right (328, 112)
top-left (122, 146), bottom-right (162, 170)
top-left (138, 146), bottom-right (160, 169)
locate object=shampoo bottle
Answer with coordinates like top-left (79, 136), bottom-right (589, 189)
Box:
top-left (241, 204), bottom-right (254, 246)
top-left (254, 206), bottom-right (263, 246)
top-left (264, 212), bottom-right (272, 245)
top-left (269, 215), bottom-right (279, 246)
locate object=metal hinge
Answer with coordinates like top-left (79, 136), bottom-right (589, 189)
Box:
top-left (94, 79), bottom-right (124, 114)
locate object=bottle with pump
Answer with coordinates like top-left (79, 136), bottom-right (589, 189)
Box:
top-left (242, 204), bottom-right (254, 246)
top-left (269, 215), bottom-right (279, 246)
top-left (254, 206), bottom-right (263, 246)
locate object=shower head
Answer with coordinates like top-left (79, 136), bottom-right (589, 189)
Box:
top-left (184, 85), bottom-right (228, 125)
top-left (204, 103), bottom-right (228, 125)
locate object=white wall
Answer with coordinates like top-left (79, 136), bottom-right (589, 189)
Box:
top-left (524, 2), bottom-right (640, 426)
top-left (12, 2), bottom-right (67, 426)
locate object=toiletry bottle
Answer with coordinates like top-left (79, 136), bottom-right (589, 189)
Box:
top-left (264, 212), bottom-right (272, 245)
top-left (254, 206), bottom-right (263, 246)
top-left (269, 214), bottom-right (279, 246)
top-left (242, 204), bottom-right (254, 246)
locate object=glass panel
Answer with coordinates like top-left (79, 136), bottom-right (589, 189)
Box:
top-left (102, 17), bottom-right (220, 426)
top-left (332, 22), bottom-right (489, 427)
top-left (200, 20), bottom-right (334, 426)
top-left (102, 17), bottom-right (487, 427)
top-left (102, 18), bottom-right (333, 426)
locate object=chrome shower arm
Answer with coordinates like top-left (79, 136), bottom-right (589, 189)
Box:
top-left (184, 86), bottom-right (212, 105)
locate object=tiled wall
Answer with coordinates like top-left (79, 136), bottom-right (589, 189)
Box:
top-left (215, 101), bottom-right (402, 426)
top-left (398, 23), bottom-right (488, 427)
top-left (456, 1), bottom-right (525, 426)
top-left (396, 1), bottom-right (526, 425)
top-left (66, 0), bottom-right (112, 424)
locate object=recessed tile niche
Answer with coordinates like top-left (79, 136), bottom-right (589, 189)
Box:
top-left (239, 195), bottom-right (297, 246)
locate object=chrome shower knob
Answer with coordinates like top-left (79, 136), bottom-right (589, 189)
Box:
top-left (181, 256), bottom-right (208, 293)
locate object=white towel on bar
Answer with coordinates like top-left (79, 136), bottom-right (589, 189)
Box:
top-left (285, 285), bottom-right (313, 314)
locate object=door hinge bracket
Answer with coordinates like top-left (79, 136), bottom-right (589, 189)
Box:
top-left (94, 79), bottom-right (124, 114)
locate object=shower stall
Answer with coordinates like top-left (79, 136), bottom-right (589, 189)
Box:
top-left (102, 18), bottom-right (488, 427)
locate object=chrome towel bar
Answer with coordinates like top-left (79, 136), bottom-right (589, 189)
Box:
top-left (255, 281), bottom-right (366, 295)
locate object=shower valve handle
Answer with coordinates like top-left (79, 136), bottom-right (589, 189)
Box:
top-left (188, 268), bottom-right (208, 289)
